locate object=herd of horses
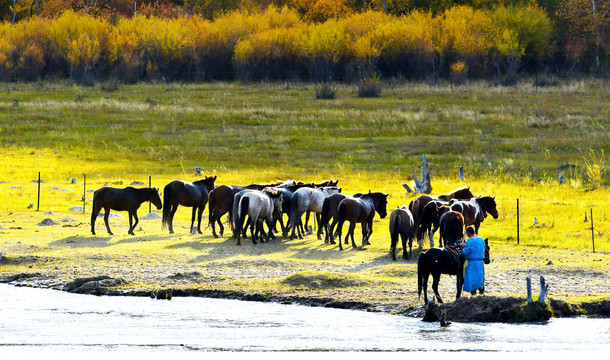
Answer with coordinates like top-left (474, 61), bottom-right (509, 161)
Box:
top-left (89, 176), bottom-right (498, 304)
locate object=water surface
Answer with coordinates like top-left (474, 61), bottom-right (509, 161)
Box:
top-left (0, 284), bottom-right (608, 352)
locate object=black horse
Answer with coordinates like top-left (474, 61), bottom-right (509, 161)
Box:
top-left (417, 239), bottom-right (490, 304)
top-left (162, 176), bottom-right (216, 234)
top-left (336, 192), bottom-right (388, 250)
top-left (91, 186), bottom-right (162, 236)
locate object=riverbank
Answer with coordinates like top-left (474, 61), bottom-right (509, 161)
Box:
top-left (1, 215), bottom-right (608, 323)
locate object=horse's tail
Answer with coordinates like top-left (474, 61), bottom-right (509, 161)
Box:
top-left (337, 201), bottom-right (347, 227)
top-left (417, 252), bottom-right (426, 300)
top-left (320, 197), bottom-right (331, 230)
top-left (390, 214), bottom-right (400, 260)
top-left (289, 192), bottom-right (299, 231)
top-left (206, 190), bottom-right (215, 230)
top-left (162, 185), bottom-right (171, 230)
top-left (236, 196), bottom-right (249, 237)
top-left (412, 199), bottom-right (421, 243)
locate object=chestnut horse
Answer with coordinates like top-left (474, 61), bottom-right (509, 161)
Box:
top-left (319, 192), bottom-right (362, 244)
top-left (409, 186), bottom-right (474, 247)
top-left (91, 186), bottom-right (162, 236)
top-left (418, 239), bottom-right (490, 304)
top-left (418, 202), bottom-right (451, 247)
top-left (336, 192), bottom-right (388, 250)
top-left (449, 196), bottom-right (498, 234)
top-left (162, 175), bottom-right (216, 234)
top-left (438, 211), bottom-right (464, 248)
top-left (389, 205), bottom-right (414, 260)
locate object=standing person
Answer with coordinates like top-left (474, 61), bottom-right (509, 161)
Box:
top-left (462, 226), bottom-right (486, 295)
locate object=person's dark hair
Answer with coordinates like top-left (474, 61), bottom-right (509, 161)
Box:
top-left (466, 226), bottom-right (475, 235)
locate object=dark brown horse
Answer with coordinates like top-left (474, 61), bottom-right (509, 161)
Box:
top-left (336, 192), bottom-right (388, 250)
top-left (417, 239), bottom-right (490, 304)
top-left (162, 175), bottom-right (216, 234)
top-left (449, 196), bottom-right (498, 234)
top-left (389, 205), bottom-right (414, 260)
top-left (418, 202), bottom-right (452, 247)
top-left (438, 211), bottom-right (464, 247)
top-left (319, 192), bottom-right (362, 244)
top-left (91, 187), bottom-right (162, 236)
top-left (207, 182), bottom-right (282, 238)
top-left (409, 186), bottom-right (474, 247)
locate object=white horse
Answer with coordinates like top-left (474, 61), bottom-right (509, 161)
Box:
top-left (289, 186), bottom-right (342, 239)
top-left (235, 188), bottom-right (283, 245)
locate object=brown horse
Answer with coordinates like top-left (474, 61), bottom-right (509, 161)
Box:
top-left (449, 196), bottom-right (498, 234)
top-left (389, 205), bottom-right (414, 260)
top-left (438, 211), bottom-right (464, 247)
top-left (419, 202), bottom-right (451, 247)
top-left (319, 192), bottom-right (362, 244)
top-left (91, 187), bottom-right (162, 236)
top-left (162, 176), bottom-right (216, 234)
top-left (418, 239), bottom-right (490, 304)
top-left (207, 182), bottom-right (282, 237)
top-left (336, 192), bottom-right (388, 250)
top-left (409, 186), bottom-right (474, 247)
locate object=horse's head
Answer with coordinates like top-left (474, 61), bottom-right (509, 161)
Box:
top-left (453, 186), bottom-right (474, 200)
top-left (203, 175), bottom-right (217, 191)
top-left (264, 188), bottom-right (283, 218)
top-left (150, 187), bottom-right (163, 210)
top-left (479, 196), bottom-right (498, 219)
top-left (437, 204), bottom-right (451, 217)
top-left (372, 192), bottom-right (389, 218)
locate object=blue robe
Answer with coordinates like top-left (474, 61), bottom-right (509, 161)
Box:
top-left (462, 236), bottom-right (485, 292)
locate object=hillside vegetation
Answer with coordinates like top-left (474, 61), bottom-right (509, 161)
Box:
top-left (0, 80), bottom-right (608, 310)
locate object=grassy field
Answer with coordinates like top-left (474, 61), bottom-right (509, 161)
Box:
top-left (0, 79), bottom-right (608, 309)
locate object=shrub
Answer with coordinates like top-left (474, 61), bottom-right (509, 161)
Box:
top-left (357, 74), bottom-right (382, 97)
top-left (315, 82), bottom-right (337, 99)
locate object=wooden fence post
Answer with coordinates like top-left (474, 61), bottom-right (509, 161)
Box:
top-left (37, 172), bottom-right (40, 211)
top-left (516, 198), bottom-right (520, 245)
top-left (83, 174), bottom-right (86, 214)
top-left (149, 175), bottom-right (152, 214)
top-left (591, 209), bottom-right (595, 253)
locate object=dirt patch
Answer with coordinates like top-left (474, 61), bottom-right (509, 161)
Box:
top-left (282, 272), bottom-right (368, 290)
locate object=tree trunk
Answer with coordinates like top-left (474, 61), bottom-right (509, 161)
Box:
top-left (403, 154), bottom-right (432, 194)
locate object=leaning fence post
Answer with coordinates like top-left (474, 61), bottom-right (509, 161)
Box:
top-left (526, 277), bottom-right (532, 303)
top-left (591, 209), bottom-right (595, 253)
top-left (37, 172), bottom-right (41, 211)
top-left (516, 198), bottom-right (520, 245)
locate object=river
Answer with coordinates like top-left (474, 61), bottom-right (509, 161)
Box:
top-left (0, 284), bottom-right (608, 352)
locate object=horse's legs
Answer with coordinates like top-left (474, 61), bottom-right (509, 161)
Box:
top-left (432, 273), bottom-right (443, 303)
top-left (400, 232), bottom-right (408, 259)
top-left (305, 210), bottom-right (311, 233)
top-left (189, 207), bottom-right (197, 234)
top-left (103, 208), bottom-right (113, 236)
top-left (197, 206), bottom-right (204, 234)
top-left (168, 204), bottom-right (179, 234)
top-left (316, 213), bottom-right (325, 240)
top-left (336, 220), bottom-right (345, 251)
top-left (217, 216), bottom-right (224, 237)
top-left (348, 222), bottom-right (357, 249)
top-left (128, 211), bottom-right (139, 235)
top-left (250, 217), bottom-right (257, 245)
top-left (91, 202), bottom-right (102, 235)
top-left (421, 273), bottom-right (429, 304)
top-left (360, 222), bottom-right (368, 247)
top-left (364, 219), bottom-right (373, 245)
